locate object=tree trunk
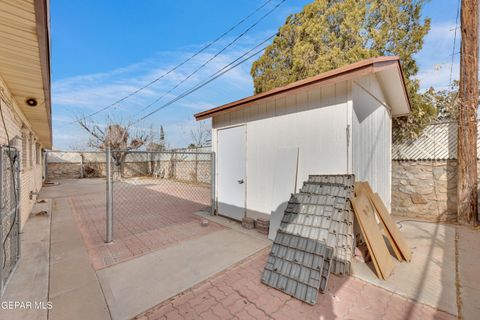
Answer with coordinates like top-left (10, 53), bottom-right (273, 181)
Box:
top-left (457, 0), bottom-right (478, 225)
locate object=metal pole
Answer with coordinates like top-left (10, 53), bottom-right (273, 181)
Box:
top-left (80, 153), bottom-right (84, 179)
top-left (44, 151), bottom-right (48, 182)
top-left (210, 152), bottom-right (216, 215)
top-left (106, 147), bottom-right (113, 243)
top-left (15, 149), bottom-right (21, 260)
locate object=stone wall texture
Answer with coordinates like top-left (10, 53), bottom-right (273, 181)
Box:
top-left (391, 160), bottom-right (464, 221)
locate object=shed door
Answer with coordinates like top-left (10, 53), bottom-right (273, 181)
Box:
top-left (217, 125), bottom-right (246, 220)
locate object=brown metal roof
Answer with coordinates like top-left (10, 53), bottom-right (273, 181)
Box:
top-left (194, 56), bottom-right (411, 120)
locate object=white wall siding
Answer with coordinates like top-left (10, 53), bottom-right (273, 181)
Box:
top-left (351, 75), bottom-right (392, 209)
top-left (213, 81), bottom-right (350, 217)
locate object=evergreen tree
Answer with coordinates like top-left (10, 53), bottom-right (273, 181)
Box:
top-left (251, 0), bottom-right (435, 138)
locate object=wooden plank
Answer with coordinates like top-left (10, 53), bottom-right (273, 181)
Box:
top-left (355, 182), bottom-right (402, 261)
top-left (351, 193), bottom-right (395, 280)
top-left (353, 200), bottom-right (383, 279)
top-left (381, 225), bottom-right (403, 261)
top-left (360, 182), bottom-right (412, 262)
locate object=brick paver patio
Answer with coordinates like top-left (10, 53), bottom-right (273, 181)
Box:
top-left (69, 178), bottom-right (224, 269)
top-left (136, 248), bottom-right (455, 320)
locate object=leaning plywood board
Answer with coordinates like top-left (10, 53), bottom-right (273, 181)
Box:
top-left (354, 182), bottom-right (404, 261)
top-left (360, 182), bottom-right (412, 262)
top-left (351, 194), bottom-right (394, 280)
top-left (381, 225), bottom-right (403, 261)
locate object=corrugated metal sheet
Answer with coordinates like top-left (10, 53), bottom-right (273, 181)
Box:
top-left (392, 121), bottom-right (480, 160)
top-left (261, 174), bottom-right (355, 304)
top-left (261, 231), bottom-right (333, 305)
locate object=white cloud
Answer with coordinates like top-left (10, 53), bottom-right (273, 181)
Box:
top-left (415, 21), bottom-right (459, 90)
top-left (416, 62), bottom-right (459, 91)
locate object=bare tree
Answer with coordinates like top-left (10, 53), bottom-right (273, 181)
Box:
top-left (188, 121), bottom-right (211, 183)
top-left (189, 121), bottom-right (211, 148)
top-left (78, 117), bottom-right (148, 178)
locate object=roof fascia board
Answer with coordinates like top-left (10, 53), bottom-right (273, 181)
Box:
top-left (195, 65), bottom-right (374, 120)
top-left (195, 56), bottom-right (410, 121)
top-left (34, 0), bottom-right (52, 148)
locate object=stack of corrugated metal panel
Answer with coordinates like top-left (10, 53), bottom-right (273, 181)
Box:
top-left (280, 176), bottom-right (354, 275)
top-left (261, 174), bottom-right (355, 304)
top-left (261, 231), bottom-right (333, 305)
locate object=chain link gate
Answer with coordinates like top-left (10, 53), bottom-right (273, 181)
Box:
top-left (0, 146), bottom-right (20, 296)
top-left (105, 149), bottom-right (215, 242)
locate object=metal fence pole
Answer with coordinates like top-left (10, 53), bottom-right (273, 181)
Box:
top-left (210, 152), bottom-right (216, 215)
top-left (44, 150), bottom-right (48, 182)
top-left (15, 149), bottom-right (20, 261)
top-left (80, 153), bottom-right (84, 179)
top-left (106, 147), bottom-right (113, 243)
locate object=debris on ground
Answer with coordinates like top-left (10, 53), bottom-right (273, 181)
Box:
top-left (37, 199), bottom-right (47, 203)
top-left (261, 231), bottom-right (333, 305)
top-left (261, 174), bottom-right (354, 304)
top-left (241, 216), bottom-right (255, 229)
top-left (351, 181), bottom-right (411, 280)
top-left (255, 218), bottom-right (269, 234)
top-left (35, 210), bottom-right (48, 216)
top-left (260, 175), bottom-right (411, 304)
top-left (200, 219), bottom-right (209, 227)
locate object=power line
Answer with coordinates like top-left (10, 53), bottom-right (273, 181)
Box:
top-left (449, 0), bottom-right (461, 85)
top-left (132, 33), bottom-right (276, 120)
top-left (74, 0), bottom-right (274, 122)
top-left (133, 0), bottom-right (286, 116)
top-left (131, 38), bottom-right (274, 125)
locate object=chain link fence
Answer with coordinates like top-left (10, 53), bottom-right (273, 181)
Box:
top-left (46, 149), bottom-right (215, 244)
top-left (0, 146), bottom-right (20, 296)
top-left (106, 150), bottom-right (214, 242)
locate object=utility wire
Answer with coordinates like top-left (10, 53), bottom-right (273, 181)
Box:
top-left (449, 0), bottom-right (460, 85)
top-left (75, 0), bottom-right (274, 122)
top-left (131, 39), bottom-right (273, 125)
top-left (134, 33), bottom-right (276, 120)
top-left (132, 0), bottom-right (286, 116)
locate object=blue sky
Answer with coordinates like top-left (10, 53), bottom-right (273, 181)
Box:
top-left (51, 0), bottom-right (459, 150)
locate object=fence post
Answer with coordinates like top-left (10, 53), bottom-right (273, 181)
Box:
top-left (44, 150), bottom-right (48, 182)
top-left (210, 152), bottom-right (216, 215)
top-left (15, 149), bottom-right (21, 261)
top-left (106, 147), bottom-right (113, 243)
top-left (80, 153), bottom-right (84, 179)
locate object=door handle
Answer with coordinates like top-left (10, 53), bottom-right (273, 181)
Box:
top-left (237, 179), bottom-right (244, 184)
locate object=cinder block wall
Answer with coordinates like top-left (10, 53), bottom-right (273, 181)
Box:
top-left (0, 75), bottom-right (44, 230)
top-left (47, 158), bottom-right (211, 184)
top-left (391, 160), bottom-right (480, 221)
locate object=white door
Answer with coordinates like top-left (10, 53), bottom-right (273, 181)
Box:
top-left (217, 125), bottom-right (246, 220)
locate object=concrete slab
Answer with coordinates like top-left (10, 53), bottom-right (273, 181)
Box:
top-left (352, 220), bottom-right (457, 316)
top-left (97, 228), bottom-right (271, 320)
top-left (457, 226), bottom-right (480, 320)
top-left (0, 200), bottom-right (51, 320)
top-left (48, 198), bottom-right (111, 320)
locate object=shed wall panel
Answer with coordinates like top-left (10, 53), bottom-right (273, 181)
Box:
top-left (351, 74), bottom-right (392, 209)
top-left (213, 82), bottom-right (350, 218)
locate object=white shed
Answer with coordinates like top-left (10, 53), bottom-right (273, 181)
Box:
top-left (195, 56), bottom-right (411, 239)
